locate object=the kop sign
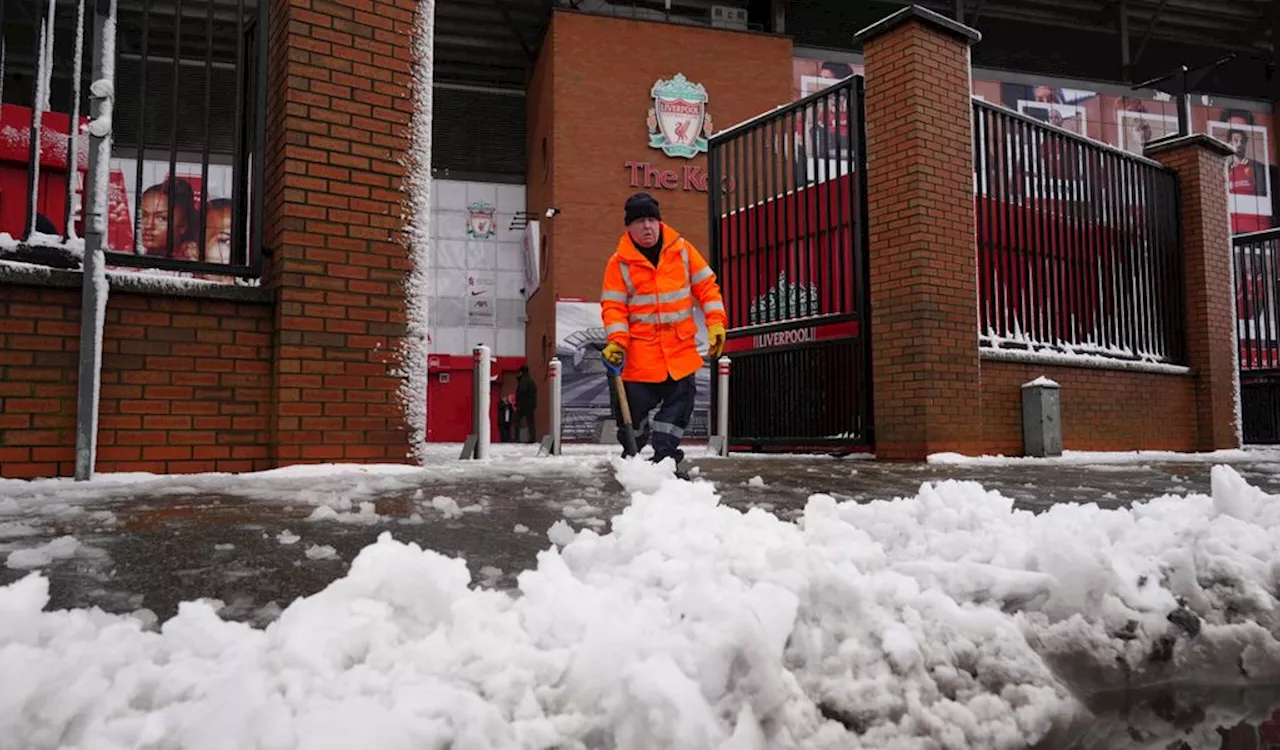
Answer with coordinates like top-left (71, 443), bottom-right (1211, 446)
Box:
top-left (623, 73), bottom-right (734, 195)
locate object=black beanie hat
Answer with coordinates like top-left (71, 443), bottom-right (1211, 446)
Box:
top-left (624, 192), bottom-right (661, 226)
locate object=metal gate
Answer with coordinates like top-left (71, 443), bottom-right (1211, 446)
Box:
top-left (1234, 228), bottom-right (1280, 444)
top-left (707, 75), bottom-right (872, 451)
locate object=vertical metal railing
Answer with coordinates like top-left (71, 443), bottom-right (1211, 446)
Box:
top-left (1235, 228), bottom-right (1280, 444)
top-left (1234, 228), bottom-right (1280, 371)
top-left (973, 98), bottom-right (1186, 365)
top-left (709, 76), bottom-right (861, 330)
top-left (707, 75), bottom-right (870, 448)
top-left (0, 0), bottom-right (265, 279)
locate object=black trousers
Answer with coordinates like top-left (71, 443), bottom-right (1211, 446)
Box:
top-left (614, 373), bottom-right (696, 463)
top-left (516, 409), bottom-right (536, 443)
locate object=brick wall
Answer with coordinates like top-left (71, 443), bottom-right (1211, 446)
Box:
top-left (859, 10), bottom-right (983, 459)
top-left (1146, 136), bottom-right (1240, 451)
top-left (523, 30), bottom-right (558, 434)
top-left (263, 0), bottom-right (417, 464)
top-left (524, 10), bottom-right (793, 433)
top-left (0, 274), bottom-right (272, 478)
top-left (0, 0), bottom-right (422, 480)
top-left (979, 360), bottom-right (1197, 454)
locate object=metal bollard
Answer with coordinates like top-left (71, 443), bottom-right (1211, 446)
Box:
top-left (540, 358), bottom-right (560, 455)
top-left (473, 345), bottom-right (491, 459)
top-left (711, 356), bottom-right (730, 457)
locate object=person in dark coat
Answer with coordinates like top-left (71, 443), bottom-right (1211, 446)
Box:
top-left (497, 392), bottom-right (514, 443)
top-left (515, 365), bottom-right (537, 443)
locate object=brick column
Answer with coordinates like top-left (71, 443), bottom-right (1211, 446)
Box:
top-left (854, 6), bottom-right (982, 460)
top-left (264, 0), bottom-right (417, 464)
top-left (1145, 134), bottom-right (1241, 451)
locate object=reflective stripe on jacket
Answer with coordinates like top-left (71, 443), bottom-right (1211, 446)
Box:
top-left (600, 223), bottom-right (727, 383)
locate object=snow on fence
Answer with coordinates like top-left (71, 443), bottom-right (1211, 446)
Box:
top-left (0, 0), bottom-right (266, 280)
top-left (972, 99), bottom-right (1187, 366)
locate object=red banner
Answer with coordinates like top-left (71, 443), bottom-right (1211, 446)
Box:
top-left (717, 173), bottom-right (859, 331)
top-left (722, 319), bottom-right (859, 354)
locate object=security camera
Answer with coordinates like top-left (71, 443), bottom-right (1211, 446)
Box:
top-left (545, 207), bottom-right (560, 219)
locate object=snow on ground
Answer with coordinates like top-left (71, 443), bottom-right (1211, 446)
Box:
top-left (3, 459), bottom-right (1280, 748)
top-left (929, 447), bottom-right (1280, 467)
top-left (0, 448), bottom-right (609, 517)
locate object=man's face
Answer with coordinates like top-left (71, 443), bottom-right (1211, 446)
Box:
top-left (1229, 130), bottom-right (1247, 159)
top-left (204, 208), bottom-right (233, 264)
top-left (628, 217), bottom-right (660, 248)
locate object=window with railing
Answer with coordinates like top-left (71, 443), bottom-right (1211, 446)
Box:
top-left (973, 98), bottom-right (1187, 366)
top-left (0, 0), bottom-right (266, 281)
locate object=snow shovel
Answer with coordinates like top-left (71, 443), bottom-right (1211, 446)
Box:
top-left (596, 344), bottom-right (639, 457)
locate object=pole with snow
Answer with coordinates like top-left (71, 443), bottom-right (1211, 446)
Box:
top-left (73, 0), bottom-right (117, 480)
top-left (472, 345), bottom-right (491, 459)
top-left (63, 0), bottom-right (87, 242)
top-left (546, 358), bottom-right (562, 456)
top-left (714, 356), bottom-right (730, 456)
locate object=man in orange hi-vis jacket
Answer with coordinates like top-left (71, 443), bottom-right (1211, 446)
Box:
top-left (601, 192), bottom-right (726, 476)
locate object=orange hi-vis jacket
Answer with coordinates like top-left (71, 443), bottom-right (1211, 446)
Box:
top-left (601, 224), bottom-right (727, 383)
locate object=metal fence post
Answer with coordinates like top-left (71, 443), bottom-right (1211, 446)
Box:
top-left (710, 356), bottom-right (730, 456)
top-left (73, 0), bottom-right (118, 481)
top-left (473, 345), bottom-right (491, 459)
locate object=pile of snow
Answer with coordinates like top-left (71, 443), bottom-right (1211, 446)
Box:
top-left (5, 535), bottom-right (79, 569)
top-left (4, 460), bottom-right (1280, 748)
top-left (305, 501), bottom-right (383, 526)
top-left (304, 544), bottom-right (338, 561)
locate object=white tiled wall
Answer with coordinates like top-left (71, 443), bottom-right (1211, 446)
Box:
top-left (428, 180), bottom-right (527, 357)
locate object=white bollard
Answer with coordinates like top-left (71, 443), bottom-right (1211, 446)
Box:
top-left (715, 356), bottom-right (730, 456)
top-left (473, 345), bottom-right (491, 459)
top-left (548, 358), bottom-right (562, 455)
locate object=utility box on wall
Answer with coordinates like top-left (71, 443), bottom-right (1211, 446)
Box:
top-left (1022, 377), bottom-right (1063, 457)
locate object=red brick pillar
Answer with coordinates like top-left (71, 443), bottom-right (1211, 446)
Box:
top-left (854, 7), bottom-right (982, 459)
top-left (1146, 135), bottom-right (1241, 451)
top-left (263, 0), bottom-right (418, 464)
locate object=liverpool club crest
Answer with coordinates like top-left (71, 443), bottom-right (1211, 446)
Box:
top-left (646, 74), bottom-right (712, 159)
top-left (465, 202), bottom-right (497, 239)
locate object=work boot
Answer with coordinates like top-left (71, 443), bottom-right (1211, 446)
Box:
top-left (651, 449), bottom-right (690, 480)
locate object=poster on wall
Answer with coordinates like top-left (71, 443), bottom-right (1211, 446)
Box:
top-left (430, 180), bottom-right (527, 358)
top-left (467, 271), bottom-right (496, 327)
top-left (789, 58), bottom-right (861, 180)
top-left (1209, 109), bottom-right (1273, 233)
top-left (556, 300), bottom-right (711, 443)
top-left (793, 57), bottom-right (1280, 233)
top-left (91, 159), bottom-right (238, 263)
top-left (0, 103), bottom-right (243, 275)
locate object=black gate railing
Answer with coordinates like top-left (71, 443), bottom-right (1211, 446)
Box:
top-left (972, 99), bottom-right (1186, 365)
top-left (707, 75), bottom-right (871, 450)
top-left (1235, 228), bottom-right (1280, 444)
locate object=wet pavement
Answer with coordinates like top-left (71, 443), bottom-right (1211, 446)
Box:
top-left (4, 447), bottom-right (1280, 748)
top-left (6, 448), bottom-right (1280, 623)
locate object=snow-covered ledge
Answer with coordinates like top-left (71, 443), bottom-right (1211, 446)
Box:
top-left (980, 346), bottom-right (1192, 376)
top-left (0, 258), bottom-right (271, 303)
